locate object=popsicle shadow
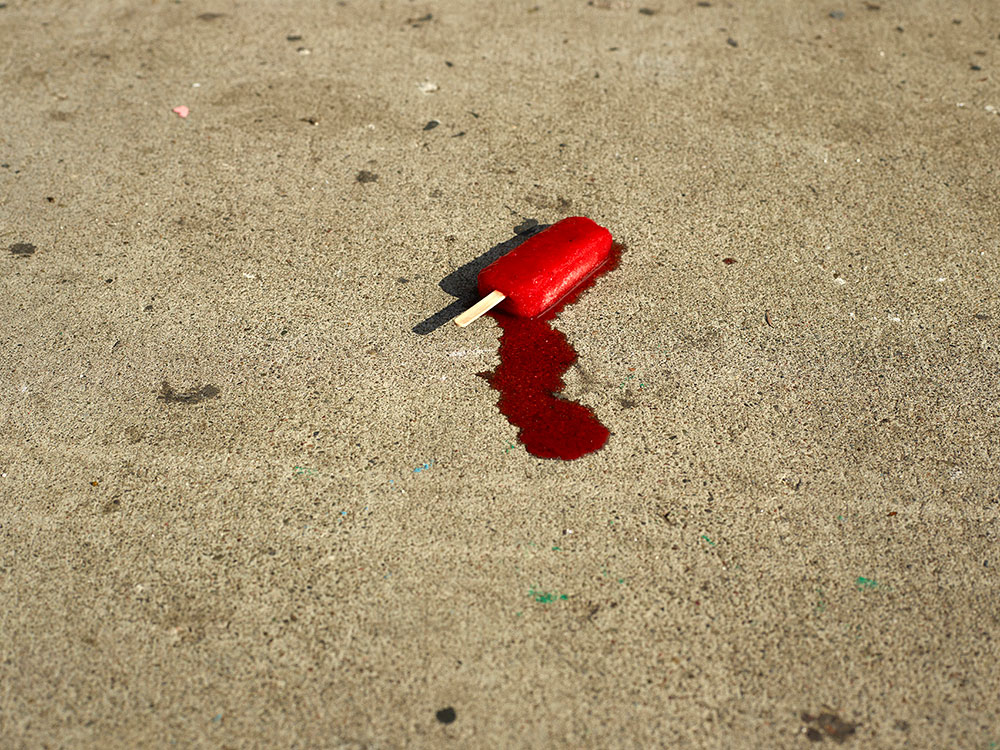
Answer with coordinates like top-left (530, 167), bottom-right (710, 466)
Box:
top-left (412, 220), bottom-right (549, 335)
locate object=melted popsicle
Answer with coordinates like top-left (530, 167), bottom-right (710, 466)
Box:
top-left (454, 217), bottom-right (613, 326)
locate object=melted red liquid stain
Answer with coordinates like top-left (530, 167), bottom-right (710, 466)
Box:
top-left (479, 243), bottom-right (622, 460)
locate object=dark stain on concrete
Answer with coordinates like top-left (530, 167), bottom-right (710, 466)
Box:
top-left (801, 712), bottom-right (859, 743)
top-left (158, 381), bottom-right (221, 404)
top-left (10, 242), bottom-right (36, 257)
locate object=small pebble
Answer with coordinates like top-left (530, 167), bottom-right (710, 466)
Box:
top-left (436, 707), bottom-right (456, 724)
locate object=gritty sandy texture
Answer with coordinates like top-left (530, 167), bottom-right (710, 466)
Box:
top-left (2, 0), bottom-right (999, 748)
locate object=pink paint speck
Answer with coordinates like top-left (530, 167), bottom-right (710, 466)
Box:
top-left (172, 105), bottom-right (190, 118)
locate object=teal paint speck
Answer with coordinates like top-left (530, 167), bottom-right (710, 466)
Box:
top-left (529, 587), bottom-right (567, 603)
top-left (701, 535), bottom-right (716, 546)
top-left (856, 577), bottom-right (879, 590)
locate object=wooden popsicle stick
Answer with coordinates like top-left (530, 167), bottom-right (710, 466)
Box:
top-left (454, 289), bottom-right (506, 327)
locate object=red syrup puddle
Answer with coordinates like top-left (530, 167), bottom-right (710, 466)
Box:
top-left (478, 243), bottom-right (623, 460)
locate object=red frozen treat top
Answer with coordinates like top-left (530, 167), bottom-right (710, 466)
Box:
top-left (477, 216), bottom-right (613, 318)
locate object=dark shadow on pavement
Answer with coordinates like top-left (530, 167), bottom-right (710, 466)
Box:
top-left (412, 219), bottom-right (548, 335)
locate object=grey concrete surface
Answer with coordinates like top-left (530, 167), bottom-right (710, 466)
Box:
top-left (1, 1), bottom-right (998, 747)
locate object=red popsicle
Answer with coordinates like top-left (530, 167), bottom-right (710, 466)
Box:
top-left (454, 216), bottom-right (613, 326)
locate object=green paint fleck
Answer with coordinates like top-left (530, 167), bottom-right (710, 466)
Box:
top-left (856, 576), bottom-right (879, 590)
top-left (701, 535), bottom-right (716, 547)
top-left (529, 587), bottom-right (568, 603)
top-left (551, 546), bottom-right (561, 551)
top-left (837, 515), bottom-right (845, 521)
